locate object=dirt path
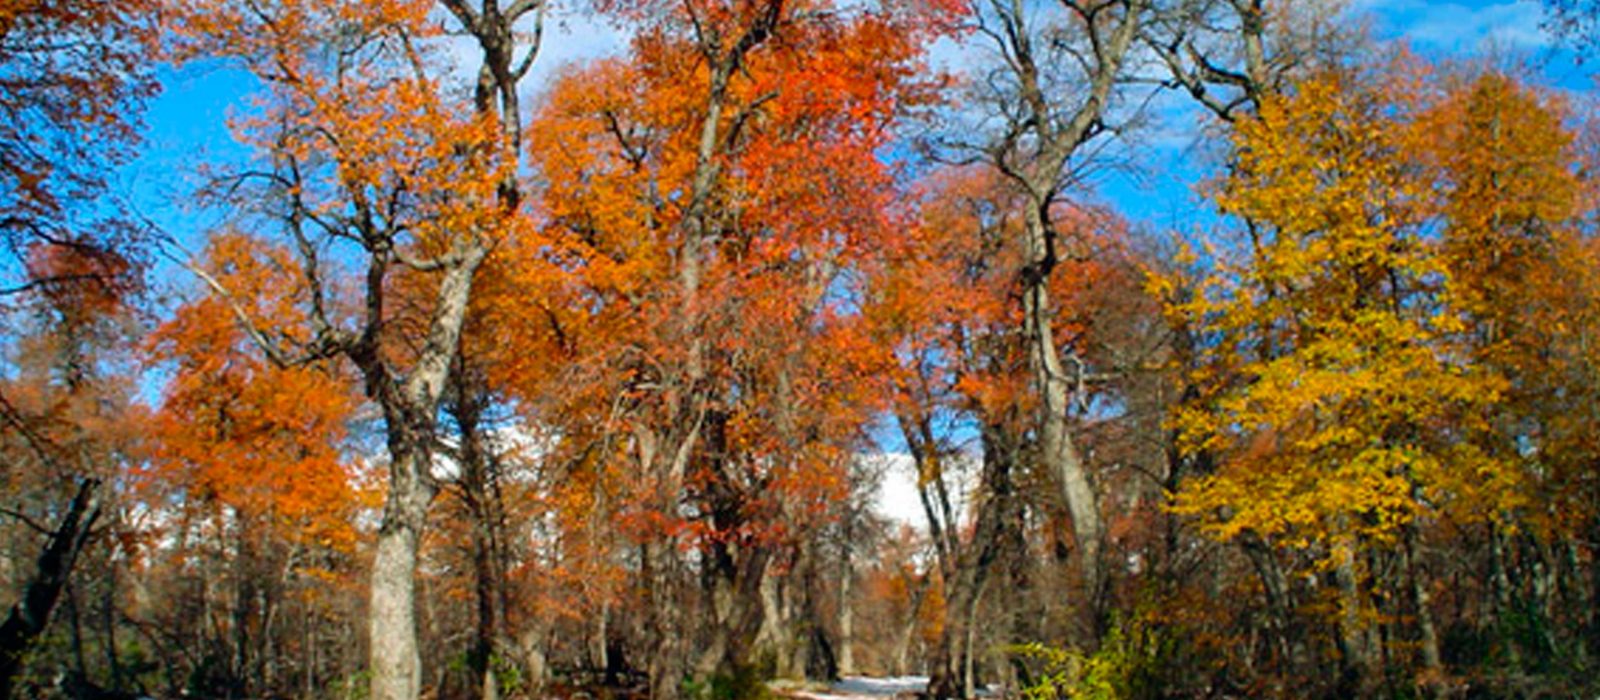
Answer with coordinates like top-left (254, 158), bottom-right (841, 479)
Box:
top-left (782, 676), bottom-right (929, 700)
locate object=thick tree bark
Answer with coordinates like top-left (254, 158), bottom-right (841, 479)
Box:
top-left (751, 566), bottom-right (789, 675)
top-left (645, 540), bottom-right (685, 700)
top-left (0, 478), bottom-right (100, 699)
top-left (357, 228), bottom-right (485, 700)
top-left (368, 446), bottom-right (434, 700)
top-left (699, 485), bottom-right (778, 679)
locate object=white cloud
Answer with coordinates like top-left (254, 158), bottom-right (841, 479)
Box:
top-left (862, 450), bottom-right (984, 533)
top-left (867, 452), bottom-right (927, 529)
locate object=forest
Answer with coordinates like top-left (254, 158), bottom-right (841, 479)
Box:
top-left (3, 0), bottom-right (1600, 698)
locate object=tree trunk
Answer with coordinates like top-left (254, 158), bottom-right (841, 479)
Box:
top-left (356, 237), bottom-right (482, 700)
top-left (593, 601), bottom-right (609, 678)
top-left (0, 478), bottom-right (100, 699)
top-left (708, 541), bottom-right (779, 678)
top-left (100, 547), bottom-right (123, 692)
top-left (1403, 526), bottom-right (1441, 683)
top-left (1488, 523), bottom-right (1519, 667)
top-left (837, 541), bottom-right (855, 677)
top-left (892, 572), bottom-right (931, 677)
top-left (1333, 540), bottom-right (1378, 695)
top-left (752, 565), bottom-right (791, 677)
top-left (453, 380), bottom-right (506, 700)
top-left (646, 541), bottom-right (685, 700)
top-left (303, 602), bottom-right (315, 699)
top-left (519, 629), bottom-right (548, 700)
top-left (1240, 535), bottom-right (1307, 678)
top-left (928, 432), bottom-right (1018, 699)
top-left (961, 580), bottom-right (984, 696)
top-left (368, 447), bottom-right (434, 700)
top-left (1588, 517), bottom-right (1600, 663)
top-left (472, 521), bottom-right (499, 699)
top-left (1021, 207), bottom-right (1102, 590)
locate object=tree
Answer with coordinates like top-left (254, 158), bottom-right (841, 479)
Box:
top-left (511, 0), bottom-right (954, 692)
top-left (167, 0), bottom-right (547, 697)
top-left (0, 3), bottom-right (158, 685)
top-left (871, 165), bottom-right (1153, 697)
top-left (137, 232), bottom-right (366, 696)
top-left (1413, 68), bottom-right (1600, 677)
top-left (931, 3), bottom-right (1158, 634)
top-left (1141, 0), bottom-right (1360, 123)
top-left (1164, 66), bottom-right (1559, 693)
top-left (0, 477), bottom-right (99, 699)
top-left (0, 226), bottom-right (149, 698)
top-left (873, 166), bottom-right (1032, 698)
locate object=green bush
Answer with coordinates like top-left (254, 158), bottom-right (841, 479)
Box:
top-left (1007, 614), bottom-right (1169, 700)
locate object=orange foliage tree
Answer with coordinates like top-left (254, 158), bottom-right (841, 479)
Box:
top-left (0, 239), bottom-right (146, 697)
top-left (167, 0), bottom-right (547, 697)
top-left (872, 165), bottom-right (1149, 696)
top-left (0, 1), bottom-right (159, 692)
top-left (137, 232), bottom-right (367, 695)
top-left (1415, 68), bottom-right (1600, 671)
top-left (489, 0), bottom-right (956, 691)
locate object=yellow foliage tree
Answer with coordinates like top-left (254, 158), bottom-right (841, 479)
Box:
top-left (1164, 68), bottom-right (1517, 688)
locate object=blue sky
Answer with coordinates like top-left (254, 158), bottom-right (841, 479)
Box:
top-left (1094, 0), bottom-right (1593, 231)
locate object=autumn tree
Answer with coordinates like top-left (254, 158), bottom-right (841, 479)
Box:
top-left (871, 166), bottom-right (1032, 698)
top-left (0, 240), bottom-right (147, 696)
top-left (16, 1), bottom-right (1600, 699)
top-left (136, 232), bottom-right (366, 696)
top-left (1156, 64), bottom-right (1600, 693)
top-left (507, 0), bottom-right (954, 693)
top-left (0, 0), bottom-right (159, 302)
top-left (901, 1), bottom-right (1199, 690)
top-left (884, 160), bottom-right (1179, 695)
top-left (0, 2), bottom-right (160, 689)
top-left (167, 0), bottom-right (547, 697)
top-left (1411, 68), bottom-right (1600, 680)
top-left (928, 9), bottom-right (1164, 653)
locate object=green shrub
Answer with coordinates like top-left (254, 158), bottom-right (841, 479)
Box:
top-left (1007, 614), bottom-right (1169, 700)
